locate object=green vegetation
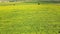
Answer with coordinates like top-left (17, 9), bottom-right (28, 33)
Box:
top-left (0, 3), bottom-right (60, 34)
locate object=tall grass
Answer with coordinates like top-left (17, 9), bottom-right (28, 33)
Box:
top-left (0, 3), bottom-right (60, 34)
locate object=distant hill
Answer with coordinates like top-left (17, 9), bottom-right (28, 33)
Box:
top-left (0, 0), bottom-right (60, 2)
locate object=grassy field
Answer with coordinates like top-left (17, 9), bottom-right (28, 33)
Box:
top-left (0, 3), bottom-right (60, 34)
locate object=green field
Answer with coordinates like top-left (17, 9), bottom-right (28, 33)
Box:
top-left (0, 3), bottom-right (60, 34)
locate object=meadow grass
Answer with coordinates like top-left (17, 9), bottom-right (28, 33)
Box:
top-left (0, 3), bottom-right (60, 34)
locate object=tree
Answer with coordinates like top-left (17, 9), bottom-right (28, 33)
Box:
top-left (38, 0), bottom-right (40, 5)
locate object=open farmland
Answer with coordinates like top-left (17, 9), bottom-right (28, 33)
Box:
top-left (0, 3), bottom-right (60, 34)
